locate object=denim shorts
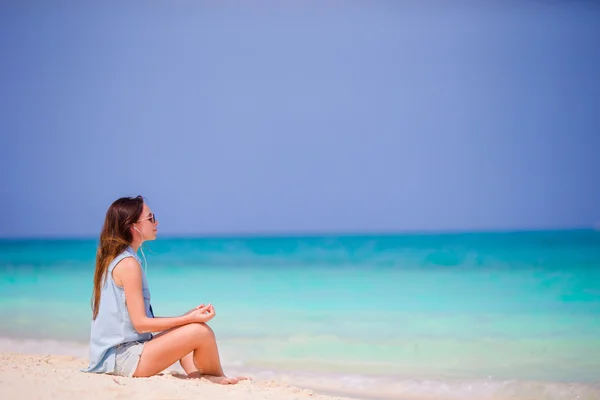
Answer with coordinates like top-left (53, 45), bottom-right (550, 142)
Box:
top-left (113, 340), bottom-right (147, 377)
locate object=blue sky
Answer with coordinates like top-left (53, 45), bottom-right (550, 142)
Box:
top-left (1, 1), bottom-right (599, 237)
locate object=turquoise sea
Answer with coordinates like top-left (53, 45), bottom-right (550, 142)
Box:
top-left (1, 230), bottom-right (599, 399)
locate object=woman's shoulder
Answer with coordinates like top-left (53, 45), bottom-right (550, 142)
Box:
top-left (112, 256), bottom-right (141, 274)
top-left (111, 254), bottom-right (143, 287)
top-left (109, 248), bottom-right (140, 269)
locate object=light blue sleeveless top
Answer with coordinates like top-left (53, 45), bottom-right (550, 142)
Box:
top-left (83, 246), bottom-right (153, 374)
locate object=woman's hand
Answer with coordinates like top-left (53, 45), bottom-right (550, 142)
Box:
top-left (184, 304), bottom-right (205, 315)
top-left (187, 304), bottom-right (215, 323)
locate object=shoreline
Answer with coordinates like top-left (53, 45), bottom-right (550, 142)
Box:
top-left (1, 337), bottom-right (599, 400)
top-left (0, 337), bottom-right (362, 399)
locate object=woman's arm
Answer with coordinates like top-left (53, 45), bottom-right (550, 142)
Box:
top-left (113, 257), bottom-right (207, 334)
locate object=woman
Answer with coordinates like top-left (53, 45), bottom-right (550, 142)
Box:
top-left (84, 195), bottom-right (242, 384)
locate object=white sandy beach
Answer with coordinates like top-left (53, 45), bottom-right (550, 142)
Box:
top-left (0, 352), bottom-right (361, 400)
top-left (2, 338), bottom-right (600, 400)
top-left (3, 350), bottom-right (600, 400)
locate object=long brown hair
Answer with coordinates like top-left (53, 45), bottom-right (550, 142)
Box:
top-left (91, 195), bottom-right (144, 320)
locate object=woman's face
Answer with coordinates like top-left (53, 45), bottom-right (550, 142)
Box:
top-left (134, 203), bottom-right (158, 242)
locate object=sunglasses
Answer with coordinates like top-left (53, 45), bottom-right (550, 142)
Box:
top-left (138, 213), bottom-right (156, 224)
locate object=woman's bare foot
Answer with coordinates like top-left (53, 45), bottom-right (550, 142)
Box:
top-left (184, 370), bottom-right (249, 384)
top-left (202, 375), bottom-right (239, 385)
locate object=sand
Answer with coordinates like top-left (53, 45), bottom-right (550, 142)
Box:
top-left (0, 352), bottom-right (359, 400)
top-left (2, 343), bottom-right (599, 400)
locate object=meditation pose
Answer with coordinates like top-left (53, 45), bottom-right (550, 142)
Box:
top-left (83, 195), bottom-right (243, 384)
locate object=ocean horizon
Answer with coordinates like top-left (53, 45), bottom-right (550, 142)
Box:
top-left (1, 229), bottom-right (599, 399)
top-left (1, 225), bottom-right (598, 239)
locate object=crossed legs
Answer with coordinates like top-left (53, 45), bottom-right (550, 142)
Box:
top-left (133, 322), bottom-right (241, 384)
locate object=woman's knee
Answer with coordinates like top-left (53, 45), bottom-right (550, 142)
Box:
top-left (187, 322), bottom-right (215, 342)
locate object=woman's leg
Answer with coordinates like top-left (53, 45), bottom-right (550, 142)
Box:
top-left (179, 352), bottom-right (198, 376)
top-left (147, 327), bottom-right (197, 376)
top-left (133, 322), bottom-right (237, 384)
